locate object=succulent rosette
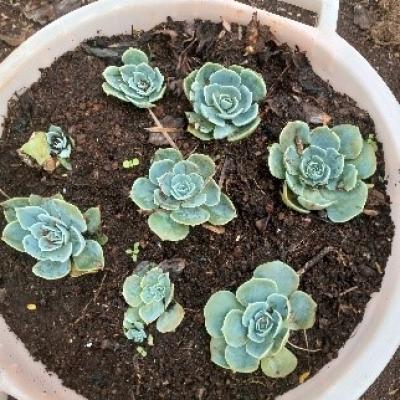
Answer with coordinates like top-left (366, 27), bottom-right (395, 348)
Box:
top-left (204, 261), bottom-right (316, 378)
top-left (46, 125), bottom-right (72, 159)
top-left (1, 194), bottom-right (106, 280)
top-left (122, 263), bottom-right (185, 341)
top-left (130, 148), bottom-right (236, 241)
top-left (102, 48), bottom-right (166, 108)
top-left (184, 62), bottom-right (267, 141)
top-left (268, 121), bottom-right (377, 222)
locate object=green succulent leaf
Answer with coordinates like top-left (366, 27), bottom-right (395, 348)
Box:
top-left (288, 291), bottom-right (317, 330)
top-left (32, 260), bottom-right (71, 280)
top-left (279, 121), bottom-right (310, 152)
top-left (19, 132), bottom-right (51, 166)
top-left (268, 144), bottom-right (285, 179)
top-left (350, 141), bottom-right (377, 179)
top-left (187, 154), bottom-right (216, 180)
top-left (139, 300), bottom-right (165, 324)
top-left (204, 290), bottom-right (243, 338)
top-left (130, 178), bottom-right (157, 210)
top-left (156, 302), bottom-right (185, 333)
top-left (148, 211), bottom-right (190, 242)
top-left (253, 261), bottom-right (299, 296)
top-left (1, 220), bottom-right (27, 252)
top-left (206, 193), bottom-right (237, 226)
top-left (282, 183), bottom-right (310, 214)
top-left (221, 309), bottom-right (247, 348)
top-left (72, 240), bottom-right (104, 275)
top-left (2, 197), bottom-right (30, 222)
top-left (170, 207), bottom-right (210, 226)
top-left (153, 148), bottom-right (183, 163)
top-left (236, 278), bottom-right (278, 307)
top-left (84, 207), bottom-right (101, 234)
top-left (123, 275), bottom-right (143, 307)
top-left (122, 48), bottom-right (149, 65)
top-left (225, 345), bottom-right (260, 373)
top-left (332, 124), bottom-right (363, 159)
top-left (210, 337), bottom-right (230, 369)
top-left (260, 347), bottom-right (298, 378)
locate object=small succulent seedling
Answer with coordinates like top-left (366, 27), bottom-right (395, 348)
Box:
top-left (268, 121), bottom-right (377, 222)
top-left (1, 194), bottom-right (106, 280)
top-left (130, 148), bottom-right (237, 241)
top-left (18, 125), bottom-right (74, 172)
top-left (122, 262), bottom-right (185, 343)
top-left (183, 62), bottom-right (267, 141)
top-left (126, 242), bottom-right (140, 262)
top-left (123, 158), bottom-right (140, 169)
top-left (102, 48), bottom-right (166, 108)
top-left (204, 261), bottom-right (316, 378)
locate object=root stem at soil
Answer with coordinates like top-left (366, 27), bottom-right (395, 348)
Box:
top-left (297, 246), bottom-right (335, 276)
top-left (0, 187), bottom-right (10, 199)
top-left (288, 341), bottom-right (322, 353)
top-left (147, 109), bottom-right (179, 150)
top-left (202, 223), bottom-right (225, 235)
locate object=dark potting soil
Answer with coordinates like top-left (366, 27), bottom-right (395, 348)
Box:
top-left (0, 17), bottom-right (395, 400)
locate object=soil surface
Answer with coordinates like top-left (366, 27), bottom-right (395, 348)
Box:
top-left (0, 17), bottom-right (395, 400)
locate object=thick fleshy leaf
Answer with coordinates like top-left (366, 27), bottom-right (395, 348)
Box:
top-left (170, 207), bottom-right (210, 226)
top-left (325, 147), bottom-right (345, 179)
top-left (281, 183), bottom-right (310, 214)
top-left (337, 164), bottom-right (358, 191)
top-left (148, 211), bottom-right (189, 241)
top-left (288, 291), bottom-right (317, 330)
top-left (332, 124), bottom-right (363, 160)
top-left (139, 300), bottom-right (165, 324)
top-left (279, 121), bottom-right (310, 152)
top-left (297, 188), bottom-right (335, 211)
top-left (187, 154), bottom-right (215, 180)
top-left (154, 189), bottom-right (180, 210)
top-left (260, 347), bottom-right (298, 378)
top-left (283, 145), bottom-right (301, 175)
top-left (236, 278), bottom-right (278, 307)
top-left (253, 261), bottom-right (299, 296)
top-left (20, 132), bottom-right (51, 166)
top-left (323, 180), bottom-right (368, 222)
top-left (268, 144), bottom-right (285, 179)
top-left (225, 345), bottom-right (260, 373)
top-left (16, 206), bottom-right (47, 230)
top-left (213, 124), bottom-right (236, 139)
top-left (241, 302), bottom-right (267, 327)
top-left (70, 226), bottom-right (86, 257)
top-left (285, 173), bottom-right (305, 196)
top-left (350, 141), bottom-right (377, 179)
top-left (267, 293), bottom-right (290, 320)
top-left (84, 207), bottom-right (101, 234)
top-left (22, 234), bottom-right (45, 259)
top-left (172, 160), bottom-right (199, 175)
top-left (130, 178), bottom-right (157, 210)
top-left (47, 199), bottom-right (87, 232)
top-left (149, 159), bottom-right (175, 184)
top-left (1, 221), bottom-right (27, 252)
top-left (227, 117), bottom-right (261, 142)
top-left (203, 180), bottom-right (221, 207)
top-left (239, 68), bottom-right (267, 102)
top-left (122, 48), bottom-right (149, 65)
top-left (309, 127), bottom-right (340, 150)
top-left (180, 193), bottom-right (207, 208)
top-left (221, 309), bottom-right (247, 348)
top-left (124, 307), bottom-right (142, 324)
top-left (103, 66), bottom-right (124, 89)
top-left (195, 62), bottom-right (223, 86)
top-left (123, 275), bottom-right (143, 307)
top-left (232, 104), bottom-right (258, 127)
top-left (206, 193), bottom-right (236, 226)
top-left (156, 302), bottom-right (185, 333)
top-left (204, 290), bottom-right (243, 338)
top-left (210, 69), bottom-right (241, 87)
top-left (183, 69), bottom-right (198, 99)
top-left (270, 328), bottom-right (290, 356)
top-left (246, 338), bottom-right (274, 359)
top-left (187, 124), bottom-right (213, 141)
top-left (72, 240), bottom-right (104, 273)
top-left (153, 147), bottom-right (183, 164)
top-left (1, 197), bottom-right (30, 222)
top-left (32, 259), bottom-right (71, 280)
top-left (102, 82), bottom-right (128, 102)
top-left (210, 337), bottom-right (230, 369)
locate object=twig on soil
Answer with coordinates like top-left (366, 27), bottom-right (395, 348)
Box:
top-left (0, 187), bottom-right (10, 199)
top-left (202, 224), bottom-right (225, 235)
top-left (73, 272), bottom-right (108, 325)
top-left (339, 286), bottom-right (358, 297)
top-left (147, 109), bottom-right (179, 150)
top-left (145, 126), bottom-right (183, 134)
top-left (297, 246), bottom-right (334, 276)
top-left (288, 341), bottom-right (322, 353)
top-left (218, 159), bottom-right (229, 188)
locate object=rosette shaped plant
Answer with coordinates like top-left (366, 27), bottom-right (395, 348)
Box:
top-left (130, 148), bottom-right (236, 241)
top-left (204, 261), bottom-right (316, 378)
top-left (268, 121), bottom-right (377, 222)
top-left (102, 48), bottom-right (166, 108)
top-left (18, 125), bottom-right (74, 172)
top-left (183, 62), bottom-right (267, 141)
top-left (122, 262), bottom-right (185, 342)
top-left (1, 194), bottom-right (106, 280)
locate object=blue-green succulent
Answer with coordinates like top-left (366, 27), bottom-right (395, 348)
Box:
top-left (130, 148), bottom-right (237, 241)
top-left (122, 262), bottom-right (185, 343)
top-left (183, 62), bottom-right (267, 141)
top-left (268, 121), bottom-right (377, 222)
top-left (18, 125), bottom-right (74, 172)
top-left (204, 261), bottom-right (316, 378)
top-left (102, 48), bottom-right (166, 108)
top-left (1, 194), bottom-right (106, 280)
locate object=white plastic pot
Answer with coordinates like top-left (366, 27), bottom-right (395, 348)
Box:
top-left (0, 0), bottom-right (399, 399)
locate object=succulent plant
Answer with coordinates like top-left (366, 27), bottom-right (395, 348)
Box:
top-left (18, 125), bottom-right (74, 172)
top-left (183, 62), bottom-right (267, 141)
top-left (122, 262), bottom-right (185, 342)
top-left (1, 194), bottom-right (106, 280)
top-left (130, 148), bottom-right (236, 241)
top-left (204, 260), bottom-right (316, 378)
top-left (268, 121), bottom-right (377, 222)
top-left (102, 48), bottom-right (166, 108)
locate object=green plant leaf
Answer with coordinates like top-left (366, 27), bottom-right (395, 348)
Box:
top-left (130, 177), bottom-right (157, 210)
top-left (1, 197), bottom-right (30, 222)
top-left (156, 302), bottom-right (185, 333)
top-left (236, 278), bottom-right (278, 307)
top-left (268, 143), bottom-right (285, 179)
top-left (153, 148), bottom-right (183, 163)
top-left (221, 309), bottom-right (247, 348)
top-left (187, 154), bottom-right (216, 180)
top-left (148, 210), bottom-right (189, 242)
top-left (170, 207), bottom-right (210, 226)
top-left (279, 121), bottom-right (310, 152)
top-left (122, 48), bottom-right (149, 65)
top-left (32, 259), bottom-right (71, 280)
top-left (20, 132), bottom-right (51, 166)
top-left (84, 207), bottom-right (101, 234)
top-left (349, 141), bottom-right (377, 179)
top-left (332, 124), bottom-right (363, 160)
top-left (288, 291), bottom-right (317, 330)
top-left (260, 347), bottom-right (298, 378)
top-left (72, 240), bottom-right (104, 274)
top-left (139, 300), bottom-right (165, 324)
top-left (210, 337), bottom-right (229, 369)
top-left (206, 193), bottom-right (236, 225)
top-left (225, 344), bottom-right (260, 373)
top-left (1, 221), bottom-right (27, 252)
